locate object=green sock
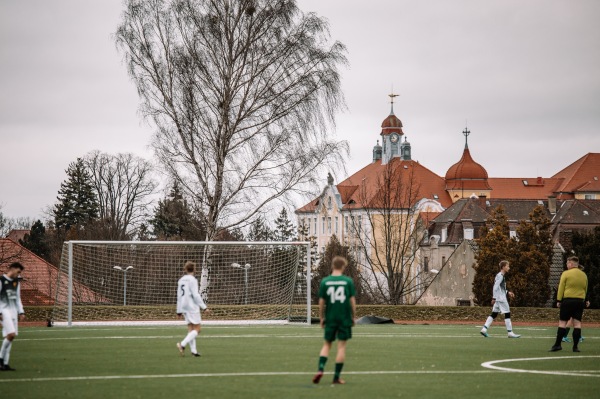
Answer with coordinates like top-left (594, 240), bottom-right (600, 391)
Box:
top-left (334, 362), bottom-right (344, 380)
top-left (318, 356), bottom-right (327, 372)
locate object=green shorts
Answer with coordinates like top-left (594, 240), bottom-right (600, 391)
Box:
top-left (324, 322), bottom-right (352, 342)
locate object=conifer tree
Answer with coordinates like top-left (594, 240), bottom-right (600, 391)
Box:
top-left (473, 206), bottom-right (513, 305)
top-left (53, 158), bottom-right (99, 231)
top-left (19, 220), bottom-right (50, 261)
top-left (570, 226), bottom-right (600, 309)
top-left (273, 208), bottom-right (296, 242)
top-left (150, 182), bottom-right (206, 240)
top-left (247, 217), bottom-right (273, 242)
top-left (510, 206), bottom-right (553, 306)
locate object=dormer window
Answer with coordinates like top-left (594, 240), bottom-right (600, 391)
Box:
top-left (464, 228), bottom-right (474, 240)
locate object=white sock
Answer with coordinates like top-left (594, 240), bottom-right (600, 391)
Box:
top-left (181, 330), bottom-right (198, 348)
top-left (190, 338), bottom-right (197, 354)
top-left (0, 338), bottom-right (10, 360)
top-left (484, 316), bottom-right (494, 329)
top-left (1, 340), bottom-right (12, 365)
top-left (505, 318), bottom-right (513, 332)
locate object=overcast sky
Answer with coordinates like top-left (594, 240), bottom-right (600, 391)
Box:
top-left (1, 0), bottom-right (599, 221)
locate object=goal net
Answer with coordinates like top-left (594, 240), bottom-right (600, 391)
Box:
top-left (51, 241), bottom-right (311, 326)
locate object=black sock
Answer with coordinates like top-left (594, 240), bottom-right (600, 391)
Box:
top-left (554, 327), bottom-right (566, 347)
top-left (318, 356), bottom-right (327, 372)
top-left (573, 328), bottom-right (582, 348)
top-left (334, 363), bottom-right (344, 380)
top-left (564, 327), bottom-right (571, 337)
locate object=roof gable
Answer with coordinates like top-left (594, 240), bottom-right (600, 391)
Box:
top-left (551, 153), bottom-right (600, 194)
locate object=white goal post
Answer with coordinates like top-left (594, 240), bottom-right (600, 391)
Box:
top-left (51, 241), bottom-right (312, 326)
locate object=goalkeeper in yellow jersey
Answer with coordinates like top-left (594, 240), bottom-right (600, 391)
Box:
top-left (312, 256), bottom-right (356, 385)
top-left (550, 256), bottom-right (588, 352)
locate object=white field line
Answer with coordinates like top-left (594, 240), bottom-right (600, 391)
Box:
top-left (481, 355), bottom-right (600, 378)
top-left (0, 370), bottom-right (496, 383)
top-left (22, 325), bottom-right (553, 334)
top-left (18, 333), bottom-right (590, 341)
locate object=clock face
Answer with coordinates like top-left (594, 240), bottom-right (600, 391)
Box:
top-left (390, 134), bottom-right (398, 143)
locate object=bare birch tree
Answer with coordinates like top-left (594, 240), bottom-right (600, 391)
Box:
top-left (116, 0), bottom-right (348, 240)
top-left (84, 151), bottom-right (158, 239)
top-left (347, 160), bottom-right (432, 304)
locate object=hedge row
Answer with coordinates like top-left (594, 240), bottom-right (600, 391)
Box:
top-left (24, 305), bottom-right (600, 324)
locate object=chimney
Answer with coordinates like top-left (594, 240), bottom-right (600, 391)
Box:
top-left (548, 196), bottom-right (557, 214)
top-left (537, 176), bottom-right (543, 185)
top-left (478, 195), bottom-right (487, 209)
top-left (441, 224), bottom-right (448, 243)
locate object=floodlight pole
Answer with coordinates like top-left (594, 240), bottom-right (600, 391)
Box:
top-left (113, 266), bottom-right (134, 306)
top-left (231, 263), bottom-right (251, 304)
top-left (306, 242), bottom-right (311, 325)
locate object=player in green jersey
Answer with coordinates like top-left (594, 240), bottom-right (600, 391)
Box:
top-left (312, 256), bottom-right (356, 385)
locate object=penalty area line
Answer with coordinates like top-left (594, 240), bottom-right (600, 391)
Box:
top-left (0, 370), bottom-right (495, 383)
top-left (481, 355), bottom-right (600, 378)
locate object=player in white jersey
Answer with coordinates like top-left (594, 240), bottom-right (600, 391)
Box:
top-left (0, 262), bottom-right (25, 371)
top-left (176, 261), bottom-right (210, 357)
top-left (480, 260), bottom-right (521, 338)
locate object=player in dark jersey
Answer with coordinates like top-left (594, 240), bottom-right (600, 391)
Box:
top-left (0, 262), bottom-right (25, 371)
top-left (312, 256), bottom-right (356, 385)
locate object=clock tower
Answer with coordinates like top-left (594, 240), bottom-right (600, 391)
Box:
top-left (380, 93), bottom-right (404, 165)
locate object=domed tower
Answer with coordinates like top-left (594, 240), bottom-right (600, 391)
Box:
top-left (372, 140), bottom-right (382, 162)
top-left (445, 128), bottom-right (492, 202)
top-left (400, 136), bottom-right (411, 160)
top-left (381, 93), bottom-right (404, 165)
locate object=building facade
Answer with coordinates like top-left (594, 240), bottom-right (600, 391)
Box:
top-left (296, 96), bottom-right (600, 304)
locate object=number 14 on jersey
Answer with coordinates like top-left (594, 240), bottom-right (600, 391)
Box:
top-left (326, 285), bottom-right (346, 303)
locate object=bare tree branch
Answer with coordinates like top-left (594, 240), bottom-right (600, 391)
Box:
top-left (116, 0), bottom-right (348, 239)
top-left (347, 160), bottom-right (433, 304)
top-left (84, 151), bottom-right (158, 239)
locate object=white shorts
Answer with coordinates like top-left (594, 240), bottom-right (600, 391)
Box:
top-left (1, 309), bottom-right (18, 337)
top-left (184, 311), bottom-right (201, 325)
top-left (492, 300), bottom-right (510, 314)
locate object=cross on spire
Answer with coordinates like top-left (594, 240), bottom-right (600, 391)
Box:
top-left (389, 91), bottom-right (399, 114)
top-left (462, 127), bottom-right (471, 149)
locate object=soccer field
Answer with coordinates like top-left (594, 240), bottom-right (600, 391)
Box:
top-left (1, 324), bottom-right (599, 399)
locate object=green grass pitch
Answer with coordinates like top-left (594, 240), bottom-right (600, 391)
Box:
top-left (1, 324), bottom-right (599, 398)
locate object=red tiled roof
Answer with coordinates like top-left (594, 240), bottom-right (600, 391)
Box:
top-left (419, 211), bottom-right (441, 226)
top-left (551, 153), bottom-right (600, 195)
top-left (6, 230), bottom-right (28, 243)
top-left (576, 179), bottom-right (600, 192)
top-left (296, 158), bottom-right (453, 213)
top-left (0, 239), bottom-right (108, 306)
top-left (296, 198), bottom-right (319, 213)
top-left (337, 185), bottom-right (359, 203)
top-left (488, 178), bottom-right (564, 199)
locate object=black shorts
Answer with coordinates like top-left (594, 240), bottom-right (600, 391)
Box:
top-left (559, 298), bottom-right (585, 322)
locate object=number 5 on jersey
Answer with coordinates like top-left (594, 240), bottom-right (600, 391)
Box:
top-left (327, 285), bottom-right (346, 303)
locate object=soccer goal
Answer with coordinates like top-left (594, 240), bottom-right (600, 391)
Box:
top-left (51, 241), bottom-right (312, 326)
